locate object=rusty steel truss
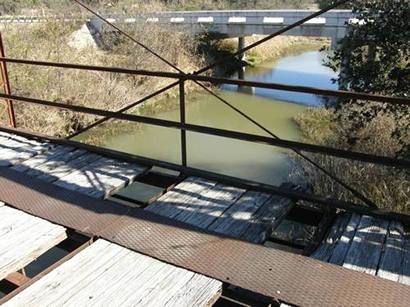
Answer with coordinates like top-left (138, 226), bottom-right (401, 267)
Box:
top-left (0, 33), bottom-right (15, 127)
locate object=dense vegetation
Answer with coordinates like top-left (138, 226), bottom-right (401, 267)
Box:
top-left (294, 0), bottom-right (409, 213)
top-left (0, 19), bottom-right (205, 136)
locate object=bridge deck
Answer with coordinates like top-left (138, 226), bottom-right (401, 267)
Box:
top-left (312, 213), bottom-right (410, 286)
top-left (0, 203), bottom-right (67, 281)
top-left (146, 176), bottom-right (294, 244)
top-left (0, 130), bottom-right (409, 306)
top-left (0, 131), bottom-right (149, 199)
top-left (4, 239), bottom-right (222, 306)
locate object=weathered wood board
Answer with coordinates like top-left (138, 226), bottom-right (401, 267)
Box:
top-left (241, 194), bottom-right (295, 243)
top-left (1, 132), bottom-right (150, 200)
top-left (4, 239), bottom-right (222, 307)
top-left (312, 212), bottom-right (410, 287)
top-left (54, 157), bottom-right (149, 199)
top-left (12, 145), bottom-right (75, 173)
top-left (0, 205), bottom-right (67, 280)
top-left (311, 213), bottom-right (351, 262)
top-left (328, 213), bottom-right (361, 265)
top-left (146, 177), bottom-right (294, 244)
top-left (398, 230), bottom-right (410, 286)
top-left (0, 133), bottom-right (50, 166)
top-left (343, 215), bottom-right (389, 275)
top-left (207, 190), bottom-right (271, 239)
top-left (377, 222), bottom-right (405, 282)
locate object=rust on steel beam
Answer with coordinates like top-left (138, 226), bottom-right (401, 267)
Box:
top-left (4, 272), bottom-right (30, 287)
top-left (2, 125), bottom-right (410, 225)
top-left (0, 57), bottom-right (409, 106)
top-left (0, 34), bottom-right (16, 127)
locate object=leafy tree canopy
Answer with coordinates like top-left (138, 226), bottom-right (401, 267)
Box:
top-left (325, 0), bottom-right (409, 157)
top-left (328, 0), bottom-right (409, 97)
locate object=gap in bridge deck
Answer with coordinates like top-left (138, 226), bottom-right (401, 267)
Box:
top-left (0, 229), bottom-right (90, 299)
top-left (269, 205), bottom-right (325, 250)
top-left (109, 168), bottom-right (181, 207)
top-left (116, 171), bottom-right (327, 252)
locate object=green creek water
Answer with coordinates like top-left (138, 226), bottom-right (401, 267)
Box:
top-left (78, 50), bottom-right (337, 185)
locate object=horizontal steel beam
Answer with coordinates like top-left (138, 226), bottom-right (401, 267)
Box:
top-left (1, 125), bottom-right (410, 226)
top-left (0, 57), bottom-right (409, 106)
top-left (0, 92), bottom-right (408, 169)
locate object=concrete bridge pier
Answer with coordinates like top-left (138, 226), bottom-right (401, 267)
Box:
top-left (237, 36), bottom-right (246, 80)
top-left (236, 36), bottom-right (255, 95)
top-left (238, 36), bottom-right (246, 62)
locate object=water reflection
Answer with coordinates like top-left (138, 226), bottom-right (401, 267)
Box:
top-left (222, 51), bottom-right (338, 106)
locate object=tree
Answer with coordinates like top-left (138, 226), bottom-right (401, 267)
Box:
top-left (316, 0), bottom-right (351, 9)
top-left (325, 0), bottom-right (409, 156)
top-left (328, 0), bottom-right (409, 97)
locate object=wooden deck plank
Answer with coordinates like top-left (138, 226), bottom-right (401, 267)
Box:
top-left (343, 215), bottom-right (389, 275)
top-left (147, 177), bottom-right (295, 244)
top-left (2, 240), bottom-right (120, 306)
top-left (11, 145), bottom-right (75, 173)
top-left (0, 133), bottom-right (43, 149)
top-left (377, 221), bottom-right (405, 282)
top-left (207, 190), bottom-right (271, 240)
top-left (75, 245), bottom-right (169, 306)
top-left (53, 157), bottom-right (149, 199)
top-left (241, 195), bottom-right (295, 244)
top-left (170, 183), bottom-right (245, 229)
top-left (0, 135), bottom-right (28, 149)
top-left (0, 133), bottom-right (51, 167)
top-left (0, 131), bottom-right (12, 138)
top-left (24, 148), bottom-right (87, 179)
top-left (122, 264), bottom-right (196, 306)
top-left (0, 132), bottom-right (43, 147)
top-left (146, 177), bottom-right (218, 217)
top-left (5, 240), bottom-right (222, 307)
top-left (30, 242), bottom-right (129, 306)
top-left (163, 273), bottom-right (222, 307)
top-left (0, 206), bottom-right (67, 280)
top-left (37, 152), bottom-right (101, 183)
top-left (311, 213), bottom-right (351, 262)
top-left (312, 213), bottom-right (410, 287)
top-left (399, 233), bottom-right (410, 286)
top-left (328, 213), bottom-right (361, 265)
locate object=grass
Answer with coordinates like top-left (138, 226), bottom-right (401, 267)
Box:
top-left (1, 14), bottom-right (205, 136)
top-left (292, 106), bottom-right (410, 214)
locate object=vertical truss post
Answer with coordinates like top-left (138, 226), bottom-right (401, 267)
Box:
top-left (0, 32), bottom-right (16, 128)
top-left (179, 79), bottom-right (187, 167)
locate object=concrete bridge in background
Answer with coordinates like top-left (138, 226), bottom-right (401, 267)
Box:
top-left (0, 10), bottom-right (356, 52)
top-left (89, 10), bottom-right (355, 49)
top-left (0, 10), bottom-right (355, 49)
